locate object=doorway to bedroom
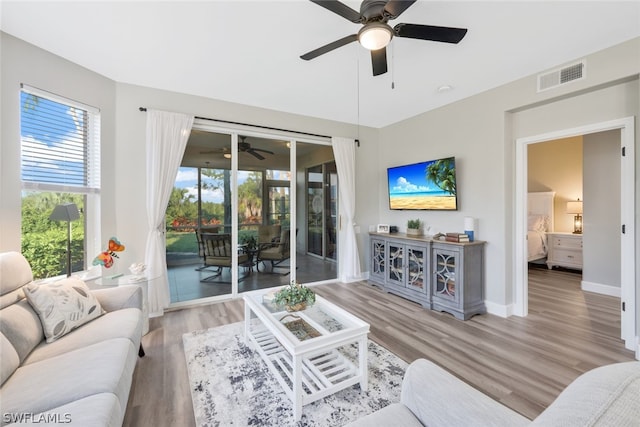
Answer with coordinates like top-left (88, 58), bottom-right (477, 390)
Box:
top-left (526, 131), bottom-right (621, 290)
top-left (515, 117), bottom-right (635, 352)
top-left (526, 136), bottom-right (586, 277)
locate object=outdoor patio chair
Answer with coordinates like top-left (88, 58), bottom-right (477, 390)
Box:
top-left (257, 224), bottom-right (281, 247)
top-left (256, 228), bottom-right (294, 275)
top-left (195, 226), bottom-right (219, 271)
top-left (200, 233), bottom-right (250, 283)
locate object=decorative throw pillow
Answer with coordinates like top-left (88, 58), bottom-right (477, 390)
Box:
top-left (23, 277), bottom-right (104, 343)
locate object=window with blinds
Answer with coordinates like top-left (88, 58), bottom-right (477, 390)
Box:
top-left (20, 85), bottom-right (101, 279)
top-left (20, 86), bottom-right (100, 192)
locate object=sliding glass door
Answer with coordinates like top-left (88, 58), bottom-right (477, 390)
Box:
top-left (165, 126), bottom-right (337, 306)
top-left (306, 161), bottom-right (338, 261)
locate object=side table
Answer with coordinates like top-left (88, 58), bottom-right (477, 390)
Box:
top-left (546, 232), bottom-right (583, 270)
top-left (92, 274), bottom-right (150, 335)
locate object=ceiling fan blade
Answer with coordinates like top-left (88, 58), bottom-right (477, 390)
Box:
top-left (309, 0), bottom-right (362, 23)
top-left (383, 0), bottom-right (416, 19)
top-left (251, 148), bottom-right (275, 155)
top-left (371, 47), bottom-right (388, 76)
top-left (248, 150), bottom-right (265, 160)
top-left (300, 34), bottom-right (358, 60)
top-left (394, 23), bottom-right (467, 44)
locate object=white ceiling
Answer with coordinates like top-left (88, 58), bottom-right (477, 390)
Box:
top-left (1, 1), bottom-right (639, 128)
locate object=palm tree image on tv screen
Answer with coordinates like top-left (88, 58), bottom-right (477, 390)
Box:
top-left (387, 157), bottom-right (457, 210)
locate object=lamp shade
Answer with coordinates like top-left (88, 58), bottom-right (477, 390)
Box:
top-left (49, 203), bottom-right (80, 221)
top-left (358, 22), bottom-right (393, 50)
top-left (566, 200), bottom-right (583, 214)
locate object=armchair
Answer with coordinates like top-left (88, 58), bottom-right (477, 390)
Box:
top-left (257, 224), bottom-right (281, 247)
top-left (200, 233), bottom-right (249, 283)
top-left (195, 226), bottom-right (220, 271)
top-left (256, 228), bottom-right (293, 275)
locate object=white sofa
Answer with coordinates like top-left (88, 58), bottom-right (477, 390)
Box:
top-left (346, 358), bottom-right (640, 427)
top-left (0, 252), bottom-right (143, 426)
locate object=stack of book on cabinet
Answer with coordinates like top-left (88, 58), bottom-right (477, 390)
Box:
top-left (445, 233), bottom-right (470, 243)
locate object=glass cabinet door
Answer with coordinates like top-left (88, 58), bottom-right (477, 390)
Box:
top-left (433, 249), bottom-right (458, 302)
top-left (406, 246), bottom-right (426, 293)
top-left (387, 243), bottom-right (404, 285)
top-left (371, 239), bottom-right (386, 279)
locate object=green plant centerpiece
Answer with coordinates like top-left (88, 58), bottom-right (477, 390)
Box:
top-left (407, 219), bottom-right (423, 236)
top-left (273, 281), bottom-right (316, 312)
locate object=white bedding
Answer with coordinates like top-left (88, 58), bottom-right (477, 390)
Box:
top-left (528, 230), bottom-right (547, 262)
top-left (527, 192), bottom-right (554, 263)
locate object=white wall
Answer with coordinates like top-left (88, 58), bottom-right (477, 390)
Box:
top-left (0, 32), bottom-right (117, 257)
top-left (528, 136), bottom-right (583, 233)
top-left (378, 38), bottom-right (639, 315)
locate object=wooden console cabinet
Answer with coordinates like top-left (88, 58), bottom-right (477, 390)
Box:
top-left (369, 232), bottom-right (486, 320)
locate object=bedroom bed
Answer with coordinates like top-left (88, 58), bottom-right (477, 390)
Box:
top-left (527, 192), bottom-right (555, 263)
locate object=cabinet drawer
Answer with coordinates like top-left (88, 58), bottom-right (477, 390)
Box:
top-left (551, 248), bottom-right (583, 265)
top-left (551, 236), bottom-right (582, 249)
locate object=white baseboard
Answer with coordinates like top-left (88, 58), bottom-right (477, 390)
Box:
top-left (339, 272), bottom-right (368, 283)
top-left (485, 301), bottom-right (512, 318)
top-left (581, 280), bottom-right (621, 297)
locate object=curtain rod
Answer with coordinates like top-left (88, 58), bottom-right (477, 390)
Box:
top-left (138, 107), bottom-right (359, 146)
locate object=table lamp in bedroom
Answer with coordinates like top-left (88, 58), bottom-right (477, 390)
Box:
top-left (566, 199), bottom-right (583, 234)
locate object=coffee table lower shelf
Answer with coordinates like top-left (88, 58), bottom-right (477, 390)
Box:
top-left (248, 324), bottom-right (365, 420)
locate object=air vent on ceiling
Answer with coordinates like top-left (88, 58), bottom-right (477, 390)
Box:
top-left (537, 60), bottom-right (586, 92)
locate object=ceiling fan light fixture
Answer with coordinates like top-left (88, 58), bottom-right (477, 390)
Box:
top-left (358, 22), bottom-right (393, 50)
top-left (223, 152), bottom-right (231, 159)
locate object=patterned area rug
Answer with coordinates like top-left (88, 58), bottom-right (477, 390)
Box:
top-left (183, 322), bottom-right (407, 426)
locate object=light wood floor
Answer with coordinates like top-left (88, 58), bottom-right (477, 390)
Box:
top-left (123, 268), bottom-right (635, 426)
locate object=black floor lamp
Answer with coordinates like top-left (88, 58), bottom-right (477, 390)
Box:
top-left (49, 203), bottom-right (80, 277)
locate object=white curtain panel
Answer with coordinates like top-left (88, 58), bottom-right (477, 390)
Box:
top-left (331, 136), bottom-right (362, 282)
top-left (144, 109), bottom-right (194, 316)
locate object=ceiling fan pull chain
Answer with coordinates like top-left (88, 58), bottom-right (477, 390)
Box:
top-left (391, 43), bottom-right (395, 89)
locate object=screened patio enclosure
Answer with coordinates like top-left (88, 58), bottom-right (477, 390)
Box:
top-left (165, 126), bottom-right (338, 305)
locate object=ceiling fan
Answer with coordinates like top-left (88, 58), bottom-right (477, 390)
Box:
top-left (238, 136), bottom-right (274, 160)
top-left (200, 136), bottom-right (274, 160)
top-left (300, 0), bottom-right (468, 76)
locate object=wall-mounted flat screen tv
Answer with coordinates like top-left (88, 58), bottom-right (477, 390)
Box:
top-left (387, 157), bottom-right (457, 210)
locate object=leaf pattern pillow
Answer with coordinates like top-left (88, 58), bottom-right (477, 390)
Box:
top-left (24, 277), bottom-right (104, 343)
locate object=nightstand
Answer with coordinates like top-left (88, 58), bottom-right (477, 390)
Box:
top-left (546, 232), bottom-right (583, 270)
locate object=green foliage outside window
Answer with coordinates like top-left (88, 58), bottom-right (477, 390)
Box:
top-left (165, 169), bottom-right (265, 254)
top-left (21, 192), bottom-right (85, 279)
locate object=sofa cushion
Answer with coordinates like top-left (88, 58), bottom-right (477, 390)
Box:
top-left (23, 278), bottom-right (104, 343)
top-left (344, 403), bottom-right (423, 427)
top-left (1, 337), bottom-right (137, 423)
top-left (0, 333), bottom-right (20, 386)
top-left (531, 361), bottom-right (640, 427)
top-left (0, 252), bottom-right (33, 309)
top-left (23, 307), bottom-right (142, 365)
top-left (3, 393), bottom-right (124, 427)
top-left (401, 359), bottom-right (529, 427)
top-left (0, 300), bottom-right (44, 363)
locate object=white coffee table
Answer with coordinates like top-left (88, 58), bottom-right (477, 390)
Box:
top-left (243, 289), bottom-right (370, 421)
